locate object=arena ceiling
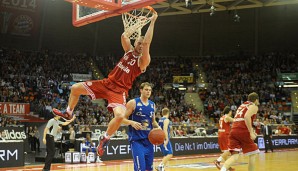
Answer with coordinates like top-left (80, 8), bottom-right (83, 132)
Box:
top-left (152, 0), bottom-right (298, 16)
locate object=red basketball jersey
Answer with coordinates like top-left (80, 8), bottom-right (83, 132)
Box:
top-left (218, 115), bottom-right (231, 134)
top-left (108, 51), bottom-right (142, 92)
top-left (232, 101), bottom-right (256, 130)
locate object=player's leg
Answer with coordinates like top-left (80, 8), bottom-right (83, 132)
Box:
top-left (214, 134), bottom-right (230, 169)
top-left (157, 142), bottom-right (173, 171)
top-left (221, 150), bottom-right (231, 161)
top-left (131, 141), bottom-right (146, 171)
top-left (145, 141), bottom-right (154, 171)
top-left (97, 90), bottom-right (126, 156)
top-left (220, 152), bottom-right (239, 171)
top-left (53, 82), bottom-right (88, 119)
top-left (97, 105), bottom-right (125, 156)
top-left (220, 133), bottom-right (240, 171)
top-left (248, 154), bottom-right (256, 171)
top-left (106, 106), bottom-right (125, 136)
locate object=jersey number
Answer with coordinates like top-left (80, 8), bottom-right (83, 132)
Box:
top-left (235, 106), bottom-right (247, 118)
top-left (127, 59), bottom-right (136, 66)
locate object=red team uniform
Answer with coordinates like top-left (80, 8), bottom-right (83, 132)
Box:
top-left (218, 115), bottom-right (232, 151)
top-left (82, 51), bottom-right (142, 110)
top-left (228, 101), bottom-right (260, 155)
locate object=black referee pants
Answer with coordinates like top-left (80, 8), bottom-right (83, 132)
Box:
top-left (43, 134), bottom-right (55, 170)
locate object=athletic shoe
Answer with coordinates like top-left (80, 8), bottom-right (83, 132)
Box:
top-left (213, 160), bottom-right (221, 170)
top-left (97, 135), bottom-right (110, 156)
top-left (228, 167), bottom-right (235, 171)
top-left (155, 165), bottom-right (165, 171)
top-left (96, 156), bottom-right (103, 163)
top-left (52, 108), bottom-right (72, 120)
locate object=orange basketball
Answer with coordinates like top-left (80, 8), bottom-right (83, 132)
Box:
top-left (148, 129), bottom-right (165, 145)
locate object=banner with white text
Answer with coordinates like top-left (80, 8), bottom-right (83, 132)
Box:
top-left (0, 103), bottom-right (30, 114)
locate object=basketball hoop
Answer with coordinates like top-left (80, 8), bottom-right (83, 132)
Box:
top-left (122, 6), bottom-right (155, 40)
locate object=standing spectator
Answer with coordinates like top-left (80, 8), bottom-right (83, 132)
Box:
top-left (28, 126), bottom-right (36, 152)
top-left (34, 126), bottom-right (41, 152)
top-left (261, 119), bottom-right (273, 153)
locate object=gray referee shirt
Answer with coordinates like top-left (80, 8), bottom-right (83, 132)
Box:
top-left (46, 118), bottom-right (63, 138)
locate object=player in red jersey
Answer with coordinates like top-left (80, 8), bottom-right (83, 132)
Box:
top-left (214, 106), bottom-right (234, 170)
top-left (220, 92), bottom-right (260, 171)
top-left (52, 11), bottom-right (158, 157)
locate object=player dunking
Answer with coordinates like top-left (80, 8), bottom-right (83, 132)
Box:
top-left (214, 106), bottom-right (234, 170)
top-left (220, 92), bottom-right (260, 171)
top-left (52, 11), bottom-right (158, 157)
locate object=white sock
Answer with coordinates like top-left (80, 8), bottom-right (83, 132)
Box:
top-left (217, 156), bottom-right (223, 162)
top-left (104, 132), bottom-right (110, 138)
top-left (220, 166), bottom-right (227, 171)
top-left (66, 106), bottom-right (73, 115)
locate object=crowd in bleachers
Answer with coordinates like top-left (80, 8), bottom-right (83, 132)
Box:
top-left (199, 53), bottom-right (297, 129)
top-left (1, 47), bottom-right (297, 135)
top-left (0, 113), bottom-right (21, 127)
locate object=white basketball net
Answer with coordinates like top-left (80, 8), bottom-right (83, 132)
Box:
top-left (122, 7), bottom-right (155, 40)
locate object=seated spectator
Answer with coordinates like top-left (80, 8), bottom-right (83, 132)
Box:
top-left (277, 125), bottom-right (291, 135)
top-left (81, 134), bottom-right (101, 163)
top-left (175, 126), bottom-right (184, 137)
top-left (0, 131), bottom-right (5, 141)
top-left (120, 128), bottom-right (128, 139)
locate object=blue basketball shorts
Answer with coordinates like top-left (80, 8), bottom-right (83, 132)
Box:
top-left (130, 139), bottom-right (154, 171)
top-left (160, 141), bottom-right (173, 156)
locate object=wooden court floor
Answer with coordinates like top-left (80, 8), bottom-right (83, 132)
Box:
top-left (1, 149), bottom-right (297, 171)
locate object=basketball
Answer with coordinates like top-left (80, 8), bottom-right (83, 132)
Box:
top-left (148, 129), bottom-right (165, 145)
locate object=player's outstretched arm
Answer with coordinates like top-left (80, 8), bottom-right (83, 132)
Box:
top-left (121, 33), bottom-right (132, 52)
top-left (139, 11), bottom-right (158, 71)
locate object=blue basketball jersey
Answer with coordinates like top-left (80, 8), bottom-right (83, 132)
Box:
top-left (158, 117), bottom-right (171, 138)
top-left (128, 97), bottom-right (155, 142)
top-left (158, 117), bottom-right (173, 156)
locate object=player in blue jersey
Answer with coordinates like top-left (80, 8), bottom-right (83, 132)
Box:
top-left (122, 82), bottom-right (160, 171)
top-left (156, 107), bottom-right (173, 171)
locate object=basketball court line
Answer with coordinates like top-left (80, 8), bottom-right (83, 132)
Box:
top-left (1, 148), bottom-right (298, 171)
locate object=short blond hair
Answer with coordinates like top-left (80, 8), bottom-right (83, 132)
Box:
top-left (162, 108), bottom-right (170, 116)
top-left (140, 82), bottom-right (152, 89)
top-left (248, 92), bottom-right (259, 102)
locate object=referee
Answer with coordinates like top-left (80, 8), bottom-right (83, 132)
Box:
top-left (42, 114), bottom-right (76, 171)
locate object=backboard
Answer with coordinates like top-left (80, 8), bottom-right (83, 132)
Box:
top-left (66, 0), bottom-right (164, 27)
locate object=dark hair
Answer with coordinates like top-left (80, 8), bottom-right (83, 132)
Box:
top-left (248, 92), bottom-right (259, 102)
top-left (222, 106), bottom-right (231, 115)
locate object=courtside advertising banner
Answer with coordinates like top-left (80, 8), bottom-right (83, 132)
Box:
top-left (76, 137), bottom-right (221, 160)
top-left (0, 140), bottom-right (24, 167)
top-left (0, 103), bottom-right (30, 114)
top-left (257, 135), bottom-right (298, 149)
